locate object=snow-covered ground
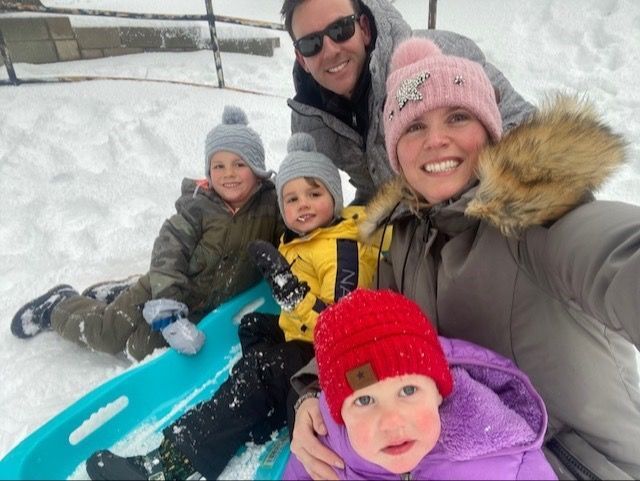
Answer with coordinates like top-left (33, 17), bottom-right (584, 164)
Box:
top-left (1, 0), bottom-right (639, 478)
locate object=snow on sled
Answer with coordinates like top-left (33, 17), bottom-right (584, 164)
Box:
top-left (0, 281), bottom-right (291, 480)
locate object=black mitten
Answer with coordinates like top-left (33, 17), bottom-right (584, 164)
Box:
top-left (247, 240), bottom-right (309, 311)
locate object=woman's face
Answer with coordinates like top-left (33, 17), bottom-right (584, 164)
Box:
top-left (396, 107), bottom-right (489, 204)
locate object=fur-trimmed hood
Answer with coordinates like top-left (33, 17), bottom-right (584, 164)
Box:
top-left (361, 94), bottom-right (627, 239)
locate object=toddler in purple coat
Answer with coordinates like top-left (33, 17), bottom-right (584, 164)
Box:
top-left (283, 288), bottom-right (556, 480)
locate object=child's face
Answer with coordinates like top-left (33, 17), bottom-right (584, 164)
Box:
top-left (282, 177), bottom-right (335, 235)
top-left (209, 151), bottom-right (260, 210)
top-left (341, 374), bottom-right (443, 474)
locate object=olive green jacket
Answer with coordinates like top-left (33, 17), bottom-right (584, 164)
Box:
top-left (149, 178), bottom-right (283, 320)
top-left (52, 178), bottom-right (283, 361)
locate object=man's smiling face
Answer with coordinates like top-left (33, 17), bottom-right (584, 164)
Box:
top-left (292, 0), bottom-right (372, 99)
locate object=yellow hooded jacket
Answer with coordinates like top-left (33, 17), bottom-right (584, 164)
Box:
top-left (278, 206), bottom-right (381, 343)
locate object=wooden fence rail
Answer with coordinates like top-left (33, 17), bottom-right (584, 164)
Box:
top-left (0, 2), bottom-right (285, 30)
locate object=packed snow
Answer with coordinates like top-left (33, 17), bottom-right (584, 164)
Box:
top-left (1, 0), bottom-right (640, 478)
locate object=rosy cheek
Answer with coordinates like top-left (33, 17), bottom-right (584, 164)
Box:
top-left (285, 210), bottom-right (296, 226)
top-left (346, 419), bottom-right (375, 458)
top-left (412, 409), bottom-right (441, 444)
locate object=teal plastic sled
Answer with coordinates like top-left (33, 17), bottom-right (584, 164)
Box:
top-left (0, 281), bottom-right (291, 480)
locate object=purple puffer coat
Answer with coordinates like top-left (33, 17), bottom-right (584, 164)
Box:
top-left (283, 337), bottom-right (557, 480)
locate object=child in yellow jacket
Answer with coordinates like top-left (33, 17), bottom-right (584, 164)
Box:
top-left (255, 134), bottom-right (380, 344)
top-left (86, 133), bottom-right (380, 481)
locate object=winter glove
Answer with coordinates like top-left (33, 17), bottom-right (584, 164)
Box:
top-left (247, 240), bottom-right (310, 311)
top-left (142, 298), bottom-right (205, 355)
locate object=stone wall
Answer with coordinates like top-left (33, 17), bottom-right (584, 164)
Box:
top-left (0, 16), bottom-right (281, 66)
top-left (0, 0), bottom-right (43, 5)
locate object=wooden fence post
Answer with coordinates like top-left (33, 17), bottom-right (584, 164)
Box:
top-left (0, 30), bottom-right (19, 85)
top-left (204, 0), bottom-right (225, 88)
top-left (428, 0), bottom-right (437, 29)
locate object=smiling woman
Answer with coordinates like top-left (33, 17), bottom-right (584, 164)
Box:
top-left (368, 37), bottom-right (640, 479)
top-left (382, 36), bottom-right (501, 205)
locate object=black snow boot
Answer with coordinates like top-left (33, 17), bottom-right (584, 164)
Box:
top-left (86, 440), bottom-right (200, 480)
top-left (81, 274), bottom-right (140, 304)
top-left (86, 449), bottom-right (164, 480)
top-left (11, 284), bottom-right (78, 338)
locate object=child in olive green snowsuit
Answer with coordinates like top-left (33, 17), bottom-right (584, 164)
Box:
top-left (11, 105), bottom-right (283, 361)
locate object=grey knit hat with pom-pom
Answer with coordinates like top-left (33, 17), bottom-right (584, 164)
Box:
top-left (204, 105), bottom-right (273, 182)
top-left (276, 133), bottom-right (343, 219)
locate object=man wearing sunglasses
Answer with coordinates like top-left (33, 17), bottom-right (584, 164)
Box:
top-left (281, 0), bottom-right (535, 205)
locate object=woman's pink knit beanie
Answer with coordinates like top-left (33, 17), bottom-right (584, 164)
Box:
top-left (383, 37), bottom-right (502, 173)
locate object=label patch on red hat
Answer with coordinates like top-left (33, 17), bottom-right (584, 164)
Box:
top-left (346, 363), bottom-right (379, 391)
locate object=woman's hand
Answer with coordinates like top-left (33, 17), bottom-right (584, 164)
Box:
top-left (290, 397), bottom-right (344, 480)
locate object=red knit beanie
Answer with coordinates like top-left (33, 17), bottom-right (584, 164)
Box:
top-left (314, 288), bottom-right (453, 424)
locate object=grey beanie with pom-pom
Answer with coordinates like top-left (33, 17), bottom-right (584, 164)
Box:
top-left (276, 133), bottom-right (343, 219)
top-left (204, 105), bottom-right (273, 182)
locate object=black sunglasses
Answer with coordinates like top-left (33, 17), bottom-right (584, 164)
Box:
top-left (293, 14), bottom-right (360, 57)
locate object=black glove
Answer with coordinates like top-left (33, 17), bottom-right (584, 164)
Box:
top-left (247, 240), bottom-right (310, 311)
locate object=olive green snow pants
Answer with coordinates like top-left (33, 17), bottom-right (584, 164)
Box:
top-left (51, 274), bottom-right (166, 361)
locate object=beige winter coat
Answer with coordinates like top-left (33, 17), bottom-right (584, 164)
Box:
top-left (360, 95), bottom-right (639, 479)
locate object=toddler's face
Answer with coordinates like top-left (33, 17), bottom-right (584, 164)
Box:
top-left (209, 151), bottom-right (259, 210)
top-left (341, 374), bottom-right (442, 474)
top-left (281, 177), bottom-right (335, 235)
